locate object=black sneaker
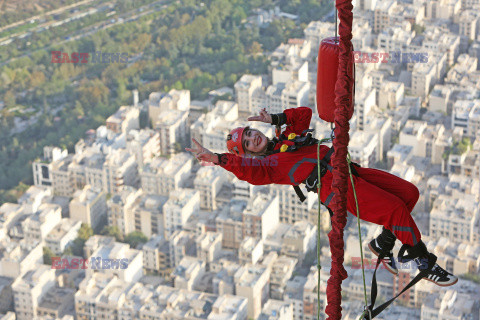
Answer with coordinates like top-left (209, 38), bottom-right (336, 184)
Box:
top-left (369, 238), bottom-right (398, 275)
top-left (421, 263), bottom-right (458, 287)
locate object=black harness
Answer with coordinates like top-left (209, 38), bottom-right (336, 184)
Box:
top-left (270, 129), bottom-right (336, 203)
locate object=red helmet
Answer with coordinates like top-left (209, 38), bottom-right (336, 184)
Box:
top-left (226, 127), bottom-right (246, 156)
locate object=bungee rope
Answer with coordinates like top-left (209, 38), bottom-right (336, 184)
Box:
top-left (316, 137), bottom-right (333, 320)
top-left (346, 153), bottom-right (370, 320)
top-left (315, 139), bottom-right (370, 320)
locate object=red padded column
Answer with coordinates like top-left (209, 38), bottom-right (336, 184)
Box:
top-left (316, 37), bottom-right (354, 123)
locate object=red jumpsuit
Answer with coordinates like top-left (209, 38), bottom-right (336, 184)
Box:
top-left (219, 107), bottom-right (421, 246)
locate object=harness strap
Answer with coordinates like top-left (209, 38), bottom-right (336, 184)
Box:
top-left (364, 248), bottom-right (437, 319)
top-left (293, 185), bottom-right (307, 202)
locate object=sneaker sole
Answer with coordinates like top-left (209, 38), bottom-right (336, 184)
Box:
top-left (368, 242), bottom-right (399, 275)
top-left (423, 276), bottom-right (458, 287)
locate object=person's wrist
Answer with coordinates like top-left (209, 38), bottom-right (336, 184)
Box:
top-left (213, 153), bottom-right (220, 164)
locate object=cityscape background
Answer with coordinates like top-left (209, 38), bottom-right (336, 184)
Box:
top-left (0, 0), bottom-right (479, 319)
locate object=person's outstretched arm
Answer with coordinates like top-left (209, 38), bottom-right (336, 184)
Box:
top-left (186, 138), bottom-right (277, 186)
top-left (249, 107), bottom-right (313, 136)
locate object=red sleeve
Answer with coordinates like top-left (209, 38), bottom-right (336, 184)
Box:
top-left (217, 153), bottom-right (278, 185)
top-left (282, 107), bottom-right (313, 136)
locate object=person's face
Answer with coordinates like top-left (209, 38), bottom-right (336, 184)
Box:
top-left (242, 127), bottom-right (267, 155)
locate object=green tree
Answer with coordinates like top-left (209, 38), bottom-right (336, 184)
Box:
top-left (4, 90), bottom-right (16, 108)
top-left (78, 223), bottom-right (94, 241)
top-left (124, 231), bottom-right (148, 248)
top-left (43, 246), bottom-right (54, 265)
top-left (101, 225), bottom-right (124, 241)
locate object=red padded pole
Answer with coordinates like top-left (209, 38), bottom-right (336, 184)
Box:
top-left (316, 37), bottom-right (354, 123)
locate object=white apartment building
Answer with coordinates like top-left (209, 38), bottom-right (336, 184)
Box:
top-left (377, 25), bottom-right (414, 52)
top-left (103, 150), bottom-right (139, 194)
top-left (425, 0), bottom-right (461, 19)
top-left (0, 203), bottom-right (24, 239)
top-left (242, 193), bottom-right (279, 241)
top-left (459, 10), bottom-right (479, 40)
top-left (50, 155), bottom-right (74, 197)
top-left (399, 120), bottom-right (427, 155)
top-left (44, 219), bottom-right (82, 255)
top-left (281, 221), bottom-right (317, 262)
top-left (259, 300), bottom-right (294, 320)
top-left (131, 193), bottom-right (167, 238)
top-left (411, 62), bottom-right (437, 98)
top-left (271, 58), bottom-right (308, 85)
top-left (348, 130), bottom-right (379, 167)
top-left (429, 84), bottom-right (452, 114)
top-left (234, 264), bottom-right (270, 319)
top-left (194, 166), bottom-right (227, 211)
top-left (153, 109), bottom-right (188, 155)
top-left (21, 203), bottom-right (61, 246)
top-left (429, 194), bottom-right (479, 243)
top-left (70, 185), bottom-right (107, 231)
top-left (216, 200), bottom-right (245, 249)
top-left (32, 146), bottom-right (68, 187)
top-left (281, 80), bottom-right (310, 109)
top-left (164, 189), bottom-right (200, 238)
top-left (172, 256), bottom-right (206, 291)
top-left (284, 276), bottom-right (308, 320)
top-left (0, 240), bottom-right (43, 278)
top-left (12, 265), bottom-right (55, 320)
top-left (238, 237), bottom-right (263, 265)
top-left (140, 152), bottom-right (193, 196)
top-left (142, 234), bottom-right (171, 276)
top-left (422, 32), bottom-right (460, 67)
top-left (446, 54), bottom-right (478, 83)
top-left (148, 89), bottom-right (190, 125)
top-left (169, 230), bottom-right (196, 268)
top-left (210, 295), bottom-right (248, 320)
top-left (355, 89), bottom-right (375, 131)
top-left (234, 75), bottom-right (263, 116)
top-left (86, 241), bottom-right (143, 283)
top-left (378, 81), bottom-right (404, 110)
top-left (361, 114), bottom-right (393, 162)
top-left (452, 100), bottom-right (480, 137)
top-left (17, 185), bottom-right (52, 214)
top-left (107, 186), bottom-right (141, 235)
top-left (75, 273), bottom-right (130, 320)
top-left (126, 129), bottom-right (160, 167)
top-left (272, 184), bottom-right (316, 224)
top-left (373, 0), bottom-right (397, 33)
top-left (196, 232), bottom-right (222, 269)
top-left (36, 286), bottom-right (75, 319)
top-left (421, 290), bottom-right (478, 320)
top-left (105, 106), bottom-right (140, 134)
top-left (270, 255), bottom-right (298, 300)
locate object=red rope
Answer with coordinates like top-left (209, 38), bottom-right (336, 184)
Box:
top-left (325, 0), bottom-right (354, 319)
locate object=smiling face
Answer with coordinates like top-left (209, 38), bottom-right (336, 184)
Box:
top-left (242, 127), bottom-right (268, 155)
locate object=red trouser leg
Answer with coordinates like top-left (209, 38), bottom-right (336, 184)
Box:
top-left (319, 167), bottom-right (421, 245)
top-left (354, 167), bottom-right (420, 212)
top-left (344, 173), bottom-right (421, 246)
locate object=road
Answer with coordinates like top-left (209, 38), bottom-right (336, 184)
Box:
top-left (0, 0), bottom-right (98, 33)
top-left (0, 0), bottom-right (169, 68)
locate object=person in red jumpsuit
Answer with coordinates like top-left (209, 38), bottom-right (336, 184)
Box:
top-left (186, 106), bottom-right (457, 286)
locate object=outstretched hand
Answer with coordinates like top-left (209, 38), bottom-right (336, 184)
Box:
top-left (185, 138), bottom-right (218, 164)
top-left (247, 108), bottom-right (272, 124)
